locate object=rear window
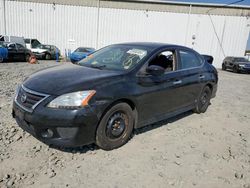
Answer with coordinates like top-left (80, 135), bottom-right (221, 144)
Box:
top-left (75, 48), bottom-right (92, 53)
top-left (24, 39), bottom-right (30, 43)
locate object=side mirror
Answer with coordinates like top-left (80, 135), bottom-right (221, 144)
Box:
top-left (146, 65), bottom-right (165, 76)
top-left (202, 55), bottom-right (213, 64)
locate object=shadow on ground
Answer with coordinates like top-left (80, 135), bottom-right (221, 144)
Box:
top-left (49, 110), bottom-right (194, 153)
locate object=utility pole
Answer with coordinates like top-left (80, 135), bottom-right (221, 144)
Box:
top-left (96, 0), bottom-right (100, 49)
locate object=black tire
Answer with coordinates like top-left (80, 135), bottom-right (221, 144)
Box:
top-left (96, 103), bottom-right (134, 150)
top-left (222, 63), bottom-right (226, 70)
top-left (233, 66), bottom-right (239, 73)
top-left (0, 57), bottom-right (3, 63)
top-left (45, 53), bottom-right (51, 60)
top-left (194, 86), bottom-right (212, 114)
top-left (25, 54), bottom-right (30, 62)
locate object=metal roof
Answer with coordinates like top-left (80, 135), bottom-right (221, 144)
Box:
top-left (128, 0), bottom-right (250, 9)
top-left (11, 0), bottom-right (250, 16)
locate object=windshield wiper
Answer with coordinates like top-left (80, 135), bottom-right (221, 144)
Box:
top-left (90, 64), bottom-right (106, 70)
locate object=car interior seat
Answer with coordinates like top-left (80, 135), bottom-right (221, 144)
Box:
top-left (149, 54), bottom-right (173, 71)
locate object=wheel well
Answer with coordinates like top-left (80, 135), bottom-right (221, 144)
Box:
top-left (206, 83), bottom-right (213, 92)
top-left (111, 98), bottom-right (136, 111)
top-left (97, 98), bottom-right (138, 131)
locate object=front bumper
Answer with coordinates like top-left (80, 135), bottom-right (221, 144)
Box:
top-left (238, 66), bottom-right (250, 73)
top-left (12, 100), bottom-right (100, 147)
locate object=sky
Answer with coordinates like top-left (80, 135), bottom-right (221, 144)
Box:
top-left (169, 0), bottom-right (250, 50)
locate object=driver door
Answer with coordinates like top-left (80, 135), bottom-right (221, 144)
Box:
top-left (135, 49), bottom-right (184, 126)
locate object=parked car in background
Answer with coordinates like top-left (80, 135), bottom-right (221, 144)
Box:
top-left (70, 47), bottom-right (95, 63)
top-left (0, 42), bottom-right (8, 63)
top-left (0, 42), bottom-right (31, 62)
top-left (13, 42), bottom-right (218, 150)
top-left (32, 44), bottom-right (60, 60)
top-left (24, 38), bottom-right (41, 49)
top-left (0, 35), bottom-right (26, 47)
top-left (222, 56), bottom-right (250, 73)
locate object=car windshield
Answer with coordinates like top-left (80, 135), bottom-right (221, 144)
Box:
top-left (234, 57), bottom-right (249, 62)
top-left (78, 45), bottom-right (150, 71)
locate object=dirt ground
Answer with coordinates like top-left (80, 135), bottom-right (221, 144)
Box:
top-left (0, 61), bottom-right (250, 188)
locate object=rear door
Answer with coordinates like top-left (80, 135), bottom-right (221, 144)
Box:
top-left (176, 49), bottom-right (204, 107)
top-left (16, 43), bottom-right (26, 61)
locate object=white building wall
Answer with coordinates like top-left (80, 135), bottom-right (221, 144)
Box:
top-left (1, 0), bottom-right (249, 67)
top-left (4, 1), bottom-right (98, 53)
top-left (0, 0), bottom-right (5, 34)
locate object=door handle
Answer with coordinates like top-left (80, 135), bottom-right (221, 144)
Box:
top-left (173, 80), bottom-right (182, 85)
top-left (199, 75), bottom-right (205, 79)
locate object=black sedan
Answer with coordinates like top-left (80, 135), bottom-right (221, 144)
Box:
top-left (0, 42), bottom-right (31, 62)
top-left (222, 56), bottom-right (250, 73)
top-left (12, 43), bottom-right (218, 150)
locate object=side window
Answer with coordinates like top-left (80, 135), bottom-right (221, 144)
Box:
top-left (148, 50), bottom-right (176, 73)
top-left (179, 50), bottom-right (202, 69)
top-left (31, 39), bottom-right (40, 48)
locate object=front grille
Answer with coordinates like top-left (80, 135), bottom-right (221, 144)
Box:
top-left (15, 85), bottom-right (49, 112)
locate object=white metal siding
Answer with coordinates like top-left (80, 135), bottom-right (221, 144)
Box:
top-left (1, 0), bottom-right (249, 67)
top-left (4, 1), bottom-right (98, 51)
top-left (0, 0), bottom-right (5, 34)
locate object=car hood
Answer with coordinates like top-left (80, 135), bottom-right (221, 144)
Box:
top-left (31, 48), bottom-right (47, 53)
top-left (23, 64), bottom-right (122, 95)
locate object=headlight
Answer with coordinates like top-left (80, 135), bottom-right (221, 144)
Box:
top-left (239, 64), bottom-right (245, 67)
top-left (47, 90), bottom-right (96, 109)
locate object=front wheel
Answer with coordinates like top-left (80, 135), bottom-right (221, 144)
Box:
top-left (222, 63), bottom-right (226, 70)
top-left (194, 86), bottom-right (212, 114)
top-left (96, 103), bottom-right (134, 150)
top-left (233, 66), bottom-right (239, 73)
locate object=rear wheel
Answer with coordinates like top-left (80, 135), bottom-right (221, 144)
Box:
top-left (25, 54), bottom-right (30, 62)
top-left (96, 103), bottom-right (134, 150)
top-left (194, 86), bottom-right (212, 114)
top-left (45, 53), bottom-right (51, 60)
top-left (222, 63), bottom-right (226, 70)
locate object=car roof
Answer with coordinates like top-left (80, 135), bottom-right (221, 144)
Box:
top-left (78, 47), bottom-right (94, 49)
top-left (113, 42), bottom-right (193, 51)
top-left (225, 56), bottom-right (245, 59)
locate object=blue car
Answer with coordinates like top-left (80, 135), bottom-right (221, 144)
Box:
top-left (0, 42), bottom-right (8, 63)
top-left (70, 47), bottom-right (95, 63)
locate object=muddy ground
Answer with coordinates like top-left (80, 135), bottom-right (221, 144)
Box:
top-left (0, 61), bottom-right (250, 188)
